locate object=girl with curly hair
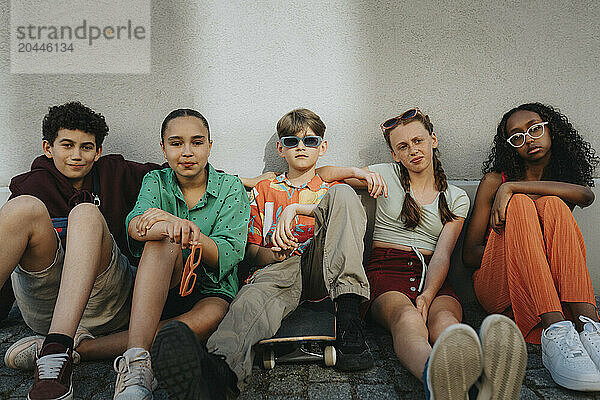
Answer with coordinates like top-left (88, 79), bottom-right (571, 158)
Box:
top-left (463, 102), bottom-right (600, 391)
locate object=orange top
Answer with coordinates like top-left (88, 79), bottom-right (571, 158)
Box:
top-left (248, 173), bottom-right (338, 256)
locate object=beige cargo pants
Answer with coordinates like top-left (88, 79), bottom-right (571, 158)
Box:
top-left (206, 184), bottom-right (370, 387)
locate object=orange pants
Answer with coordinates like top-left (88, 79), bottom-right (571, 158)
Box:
top-left (473, 194), bottom-right (596, 344)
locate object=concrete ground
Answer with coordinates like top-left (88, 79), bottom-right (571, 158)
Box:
top-left (2, 301), bottom-right (600, 399)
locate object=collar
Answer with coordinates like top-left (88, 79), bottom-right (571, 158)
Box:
top-left (275, 172), bottom-right (324, 191)
top-left (167, 163), bottom-right (220, 206)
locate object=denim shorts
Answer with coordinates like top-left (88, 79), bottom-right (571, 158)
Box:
top-left (11, 230), bottom-right (134, 336)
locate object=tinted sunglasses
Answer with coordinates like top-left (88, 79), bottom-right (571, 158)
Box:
top-left (279, 135), bottom-right (322, 148)
top-left (380, 108), bottom-right (424, 132)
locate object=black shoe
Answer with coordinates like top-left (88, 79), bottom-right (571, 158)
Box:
top-left (335, 314), bottom-right (374, 371)
top-left (151, 321), bottom-right (239, 400)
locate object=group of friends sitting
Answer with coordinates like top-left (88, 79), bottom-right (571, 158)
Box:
top-left (0, 101), bottom-right (599, 400)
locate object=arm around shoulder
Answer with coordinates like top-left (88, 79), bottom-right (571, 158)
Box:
top-left (317, 165), bottom-right (387, 198)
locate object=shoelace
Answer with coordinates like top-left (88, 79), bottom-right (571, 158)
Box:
top-left (113, 355), bottom-right (151, 390)
top-left (580, 316), bottom-right (600, 333)
top-left (36, 352), bottom-right (69, 380)
top-left (580, 316), bottom-right (600, 347)
top-left (547, 325), bottom-right (585, 358)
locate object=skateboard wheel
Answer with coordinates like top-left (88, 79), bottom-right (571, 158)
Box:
top-left (324, 345), bottom-right (336, 366)
top-left (263, 350), bottom-right (275, 369)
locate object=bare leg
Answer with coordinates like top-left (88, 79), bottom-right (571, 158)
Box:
top-left (0, 196), bottom-right (60, 322)
top-left (540, 311), bottom-right (565, 329)
top-left (127, 238), bottom-right (183, 351)
top-left (0, 196), bottom-right (58, 284)
top-left (371, 291), bottom-right (431, 380)
top-left (568, 302), bottom-right (599, 331)
top-left (426, 295), bottom-right (462, 343)
top-left (48, 203), bottom-right (113, 338)
top-left (77, 296), bottom-right (229, 360)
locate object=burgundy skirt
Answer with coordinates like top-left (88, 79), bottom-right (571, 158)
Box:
top-left (362, 247), bottom-right (459, 316)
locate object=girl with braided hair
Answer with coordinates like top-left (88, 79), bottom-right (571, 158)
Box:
top-left (318, 108), bottom-right (526, 399)
top-left (463, 103), bottom-right (600, 391)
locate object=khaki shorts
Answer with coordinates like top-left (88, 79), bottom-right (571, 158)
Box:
top-left (11, 231), bottom-right (134, 336)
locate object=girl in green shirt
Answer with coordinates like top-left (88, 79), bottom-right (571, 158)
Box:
top-left (111, 109), bottom-right (250, 400)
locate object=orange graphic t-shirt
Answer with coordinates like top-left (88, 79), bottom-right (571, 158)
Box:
top-left (247, 173), bottom-right (338, 256)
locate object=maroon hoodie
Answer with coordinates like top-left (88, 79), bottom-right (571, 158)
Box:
top-left (9, 154), bottom-right (161, 263)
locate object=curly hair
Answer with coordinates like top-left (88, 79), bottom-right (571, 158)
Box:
top-left (482, 103), bottom-right (599, 186)
top-left (42, 101), bottom-right (109, 147)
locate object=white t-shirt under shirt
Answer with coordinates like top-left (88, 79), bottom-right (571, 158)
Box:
top-left (368, 163), bottom-right (470, 252)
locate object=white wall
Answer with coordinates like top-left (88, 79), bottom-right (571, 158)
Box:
top-left (1, 1), bottom-right (600, 295)
top-left (1, 0), bottom-right (599, 186)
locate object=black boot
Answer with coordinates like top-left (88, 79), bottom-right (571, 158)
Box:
top-left (334, 294), bottom-right (374, 371)
top-left (151, 321), bottom-right (239, 400)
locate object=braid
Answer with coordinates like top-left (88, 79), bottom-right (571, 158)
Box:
top-left (398, 162), bottom-right (422, 229)
top-left (433, 149), bottom-right (459, 224)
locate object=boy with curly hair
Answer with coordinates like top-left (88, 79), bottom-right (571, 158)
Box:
top-left (0, 101), bottom-right (161, 400)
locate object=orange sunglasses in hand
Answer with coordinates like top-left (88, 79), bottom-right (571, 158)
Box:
top-left (180, 243), bottom-right (202, 297)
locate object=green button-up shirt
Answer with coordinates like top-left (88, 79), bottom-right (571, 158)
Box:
top-left (126, 164), bottom-right (250, 299)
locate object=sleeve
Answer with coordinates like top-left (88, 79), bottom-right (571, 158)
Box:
top-left (247, 182), bottom-right (266, 246)
top-left (8, 179), bottom-right (22, 200)
top-left (367, 163), bottom-right (384, 174)
top-left (205, 177), bottom-right (251, 283)
top-left (450, 187), bottom-right (470, 219)
top-left (368, 163), bottom-right (394, 184)
top-left (125, 171), bottom-right (162, 257)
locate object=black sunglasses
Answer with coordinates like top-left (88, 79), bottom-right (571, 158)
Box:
top-left (279, 135), bottom-right (322, 148)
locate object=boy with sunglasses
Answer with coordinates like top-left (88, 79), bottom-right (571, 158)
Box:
top-left (151, 108), bottom-right (374, 399)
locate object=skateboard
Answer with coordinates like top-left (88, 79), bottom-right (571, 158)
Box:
top-left (258, 298), bottom-right (337, 369)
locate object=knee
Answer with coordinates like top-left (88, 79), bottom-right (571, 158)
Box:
top-left (0, 195), bottom-right (49, 226)
top-left (508, 193), bottom-right (534, 207)
top-left (141, 237), bottom-right (172, 253)
top-left (68, 203), bottom-right (103, 227)
top-left (537, 196), bottom-right (569, 215)
top-left (327, 184), bottom-right (359, 203)
top-left (325, 184), bottom-right (365, 213)
top-left (392, 306), bottom-right (423, 327)
top-left (507, 193), bottom-right (536, 215)
top-left (329, 183), bottom-right (357, 197)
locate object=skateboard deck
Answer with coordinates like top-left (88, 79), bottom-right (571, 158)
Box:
top-left (258, 298), bottom-right (337, 369)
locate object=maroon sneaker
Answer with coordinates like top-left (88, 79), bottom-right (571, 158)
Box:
top-left (28, 342), bottom-right (73, 400)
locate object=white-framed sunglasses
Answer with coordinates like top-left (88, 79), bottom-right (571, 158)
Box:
top-left (506, 121), bottom-right (548, 148)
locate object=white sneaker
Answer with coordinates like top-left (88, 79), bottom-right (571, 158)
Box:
top-left (114, 347), bottom-right (158, 400)
top-left (477, 314), bottom-right (527, 400)
top-left (541, 320), bottom-right (600, 391)
top-left (579, 315), bottom-right (600, 370)
top-left (4, 326), bottom-right (94, 370)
